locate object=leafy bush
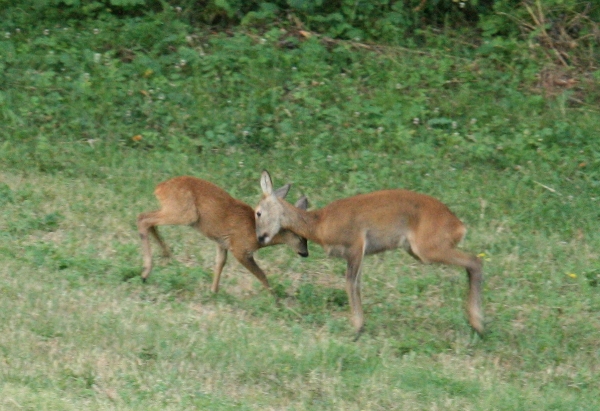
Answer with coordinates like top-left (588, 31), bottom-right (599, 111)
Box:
top-left (1, 0), bottom-right (598, 174)
top-left (479, 0), bottom-right (599, 68)
top-left (0, 0), bottom-right (507, 43)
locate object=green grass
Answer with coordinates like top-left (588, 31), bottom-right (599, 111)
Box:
top-left (1, 148), bottom-right (599, 409)
top-left (1, 8), bottom-right (600, 410)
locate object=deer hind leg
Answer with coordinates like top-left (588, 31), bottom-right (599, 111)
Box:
top-left (211, 245), bottom-right (228, 293)
top-left (148, 225), bottom-right (171, 258)
top-left (345, 244), bottom-right (366, 338)
top-left (137, 209), bottom-right (196, 282)
top-left (232, 249), bottom-right (272, 293)
top-left (415, 245), bottom-right (484, 336)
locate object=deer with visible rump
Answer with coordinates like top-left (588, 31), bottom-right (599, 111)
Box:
top-left (254, 170), bottom-right (483, 338)
top-left (137, 176), bottom-right (308, 293)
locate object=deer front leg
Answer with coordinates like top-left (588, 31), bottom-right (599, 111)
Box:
top-left (211, 245), bottom-right (228, 293)
top-left (137, 212), bottom-right (156, 282)
top-left (233, 250), bottom-right (273, 294)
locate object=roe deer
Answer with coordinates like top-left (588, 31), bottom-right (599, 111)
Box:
top-left (137, 176), bottom-right (308, 293)
top-left (254, 170), bottom-right (483, 338)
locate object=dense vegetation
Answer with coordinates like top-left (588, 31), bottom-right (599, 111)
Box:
top-left (1, 1), bottom-right (599, 409)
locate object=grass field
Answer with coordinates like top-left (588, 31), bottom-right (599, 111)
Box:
top-left (1, 6), bottom-right (600, 409)
top-left (1, 147), bottom-right (599, 410)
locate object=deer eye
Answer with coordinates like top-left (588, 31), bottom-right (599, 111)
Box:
top-left (256, 211), bottom-right (261, 218)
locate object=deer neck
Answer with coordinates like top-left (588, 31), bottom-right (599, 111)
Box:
top-left (281, 201), bottom-right (322, 243)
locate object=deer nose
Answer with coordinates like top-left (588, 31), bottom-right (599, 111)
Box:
top-left (258, 234), bottom-right (268, 245)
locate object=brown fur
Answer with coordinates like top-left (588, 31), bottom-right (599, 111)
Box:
top-left (255, 171), bottom-right (483, 337)
top-left (137, 176), bottom-right (308, 293)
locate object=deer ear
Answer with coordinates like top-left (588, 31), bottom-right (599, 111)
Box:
top-left (273, 183), bottom-right (291, 199)
top-left (260, 170), bottom-right (274, 195)
top-left (294, 196), bottom-right (309, 210)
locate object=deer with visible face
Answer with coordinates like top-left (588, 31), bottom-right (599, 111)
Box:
top-left (137, 176), bottom-right (308, 293)
top-left (254, 170), bottom-right (483, 338)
